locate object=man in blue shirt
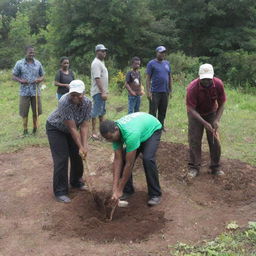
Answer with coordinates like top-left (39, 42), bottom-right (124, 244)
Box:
top-left (12, 46), bottom-right (44, 136)
top-left (146, 46), bottom-right (172, 131)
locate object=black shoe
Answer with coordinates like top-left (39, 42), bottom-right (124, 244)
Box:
top-left (211, 169), bottom-right (225, 176)
top-left (32, 127), bottom-right (37, 135)
top-left (120, 192), bottom-right (134, 200)
top-left (55, 195), bottom-right (71, 203)
top-left (23, 129), bottom-right (29, 136)
top-left (147, 196), bottom-right (161, 206)
top-left (71, 182), bottom-right (88, 191)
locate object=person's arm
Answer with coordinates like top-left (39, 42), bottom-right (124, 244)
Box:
top-left (92, 62), bottom-right (107, 100)
top-left (213, 81), bottom-right (226, 130)
top-left (112, 148), bottom-right (124, 198)
top-left (64, 120), bottom-right (87, 158)
top-left (169, 74), bottom-right (173, 96)
top-left (188, 107), bottom-right (214, 133)
top-left (12, 75), bottom-right (29, 84)
top-left (54, 70), bottom-right (69, 88)
top-left (112, 149), bottom-right (137, 201)
top-left (125, 72), bottom-right (136, 96)
top-left (33, 63), bottom-right (45, 84)
top-left (80, 120), bottom-right (90, 156)
top-left (95, 78), bottom-right (107, 100)
top-left (125, 82), bottom-right (136, 96)
top-left (55, 81), bottom-right (70, 87)
top-left (146, 74), bottom-right (152, 100)
top-left (212, 103), bottom-right (225, 131)
top-left (12, 62), bottom-right (28, 84)
top-left (34, 76), bottom-right (44, 84)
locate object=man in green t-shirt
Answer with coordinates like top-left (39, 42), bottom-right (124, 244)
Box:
top-left (100, 112), bottom-right (162, 206)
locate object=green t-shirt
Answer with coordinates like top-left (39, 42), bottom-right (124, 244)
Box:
top-left (113, 112), bottom-right (162, 152)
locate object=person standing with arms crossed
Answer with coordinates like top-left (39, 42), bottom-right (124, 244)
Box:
top-left (12, 46), bottom-right (44, 136)
top-left (146, 46), bottom-right (172, 131)
top-left (90, 44), bottom-right (109, 140)
top-left (186, 64), bottom-right (226, 178)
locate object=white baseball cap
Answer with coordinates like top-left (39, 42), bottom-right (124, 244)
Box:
top-left (199, 64), bottom-right (214, 79)
top-left (156, 46), bottom-right (166, 53)
top-left (69, 80), bottom-right (85, 94)
top-left (95, 44), bottom-right (108, 51)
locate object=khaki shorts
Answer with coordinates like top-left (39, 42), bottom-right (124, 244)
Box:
top-left (19, 96), bottom-right (42, 117)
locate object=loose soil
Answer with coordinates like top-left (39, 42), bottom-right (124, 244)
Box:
top-left (0, 141), bottom-right (255, 256)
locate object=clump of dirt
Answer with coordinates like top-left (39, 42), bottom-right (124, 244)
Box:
top-left (50, 191), bottom-right (166, 243)
top-left (84, 162), bottom-right (116, 220)
top-left (156, 142), bottom-right (256, 205)
top-left (0, 142), bottom-right (255, 255)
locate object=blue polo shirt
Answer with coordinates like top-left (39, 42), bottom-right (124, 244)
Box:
top-left (146, 59), bottom-right (171, 93)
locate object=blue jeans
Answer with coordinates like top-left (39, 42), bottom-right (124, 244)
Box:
top-left (91, 93), bottom-right (106, 118)
top-left (57, 93), bottom-right (64, 100)
top-left (128, 95), bottom-right (141, 114)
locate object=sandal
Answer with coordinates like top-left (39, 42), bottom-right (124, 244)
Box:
top-left (91, 134), bottom-right (101, 140)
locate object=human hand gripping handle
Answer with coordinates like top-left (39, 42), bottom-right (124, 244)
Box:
top-left (147, 91), bottom-right (152, 101)
top-left (110, 186), bottom-right (123, 207)
top-left (101, 92), bottom-right (108, 101)
top-left (20, 79), bottom-right (29, 85)
top-left (204, 121), bottom-right (214, 133)
top-left (79, 146), bottom-right (88, 160)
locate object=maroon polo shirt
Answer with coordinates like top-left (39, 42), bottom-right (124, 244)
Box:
top-left (186, 77), bottom-right (226, 115)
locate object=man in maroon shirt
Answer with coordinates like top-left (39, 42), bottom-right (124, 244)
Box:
top-left (186, 64), bottom-right (226, 178)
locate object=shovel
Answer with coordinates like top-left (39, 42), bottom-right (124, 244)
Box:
top-left (82, 156), bottom-right (119, 221)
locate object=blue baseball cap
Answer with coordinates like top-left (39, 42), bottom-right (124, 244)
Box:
top-left (156, 46), bottom-right (166, 53)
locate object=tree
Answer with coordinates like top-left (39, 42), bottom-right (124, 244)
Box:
top-left (8, 12), bottom-right (34, 63)
top-left (44, 0), bottom-right (176, 73)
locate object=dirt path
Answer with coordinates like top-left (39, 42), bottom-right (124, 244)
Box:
top-left (0, 141), bottom-right (255, 256)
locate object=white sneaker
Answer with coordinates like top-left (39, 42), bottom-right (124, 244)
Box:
top-left (187, 169), bottom-right (199, 178)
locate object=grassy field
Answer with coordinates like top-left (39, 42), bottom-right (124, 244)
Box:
top-left (172, 221), bottom-right (256, 255)
top-left (0, 69), bottom-right (256, 255)
top-left (0, 70), bottom-right (255, 166)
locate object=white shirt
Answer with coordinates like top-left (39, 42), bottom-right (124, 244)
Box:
top-left (90, 57), bottom-right (108, 97)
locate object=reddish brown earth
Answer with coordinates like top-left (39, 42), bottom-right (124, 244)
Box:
top-left (0, 141), bottom-right (255, 256)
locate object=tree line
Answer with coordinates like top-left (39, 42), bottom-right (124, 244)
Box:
top-left (1, 0), bottom-right (256, 87)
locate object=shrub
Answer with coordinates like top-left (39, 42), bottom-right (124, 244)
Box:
top-left (212, 50), bottom-right (256, 88)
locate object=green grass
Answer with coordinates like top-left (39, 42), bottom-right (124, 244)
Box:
top-left (109, 79), bottom-right (256, 166)
top-left (170, 222), bottom-right (256, 256)
top-left (0, 70), bottom-right (255, 165)
top-left (0, 69), bottom-right (255, 254)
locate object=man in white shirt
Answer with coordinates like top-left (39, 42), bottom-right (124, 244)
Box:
top-left (90, 44), bottom-right (109, 139)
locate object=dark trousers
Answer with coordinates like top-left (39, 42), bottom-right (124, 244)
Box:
top-left (149, 92), bottom-right (169, 128)
top-left (188, 112), bottom-right (221, 171)
top-left (46, 122), bottom-right (84, 196)
top-left (121, 130), bottom-right (162, 197)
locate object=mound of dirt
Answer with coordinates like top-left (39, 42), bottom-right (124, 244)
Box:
top-left (0, 142), bottom-right (255, 255)
top-left (156, 142), bottom-right (256, 205)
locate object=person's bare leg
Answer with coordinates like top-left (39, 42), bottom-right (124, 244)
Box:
top-left (92, 117), bottom-right (97, 135)
top-left (92, 117), bottom-right (100, 139)
top-left (98, 115), bottom-right (105, 139)
top-left (23, 117), bottom-right (28, 135)
top-left (99, 115), bottom-right (104, 125)
top-left (32, 115), bottom-right (38, 134)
